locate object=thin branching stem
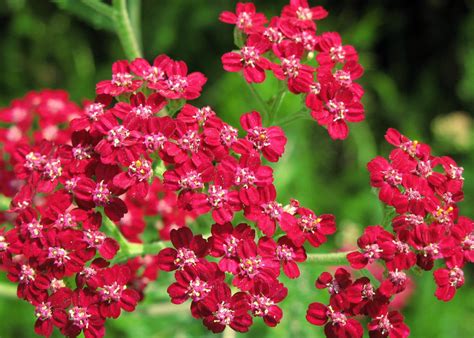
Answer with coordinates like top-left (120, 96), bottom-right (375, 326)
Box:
top-left (113, 0), bottom-right (142, 59)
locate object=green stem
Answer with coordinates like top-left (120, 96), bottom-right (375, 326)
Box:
top-left (102, 213), bottom-right (130, 248)
top-left (278, 110), bottom-right (312, 127)
top-left (81, 0), bottom-right (115, 20)
top-left (127, 0), bottom-right (142, 52)
top-left (358, 268), bottom-right (381, 287)
top-left (244, 81), bottom-right (270, 123)
top-left (381, 205), bottom-right (396, 229)
top-left (0, 282), bottom-right (17, 299)
top-left (306, 251), bottom-right (349, 265)
top-left (101, 213), bottom-right (167, 263)
top-left (0, 194), bottom-right (11, 211)
top-left (113, 0), bottom-right (142, 59)
top-left (269, 82), bottom-right (286, 124)
top-left (112, 241), bottom-right (167, 264)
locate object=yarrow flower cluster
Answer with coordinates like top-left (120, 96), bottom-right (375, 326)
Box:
top-left (0, 1), bottom-right (471, 338)
top-left (220, 0), bottom-right (365, 139)
top-left (306, 129), bottom-right (472, 338)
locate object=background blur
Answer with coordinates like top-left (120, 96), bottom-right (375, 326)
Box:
top-left (0, 0), bottom-right (473, 337)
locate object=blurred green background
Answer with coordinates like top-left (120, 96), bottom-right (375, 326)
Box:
top-left (0, 0), bottom-right (473, 337)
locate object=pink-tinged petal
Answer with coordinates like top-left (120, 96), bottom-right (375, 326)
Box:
top-left (113, 172), bottom-right (133, 190)
top-left (311, 6), bottom-right (328, 19)
top-left (283, 260), bottom-right (300, 278)
top-left (257, 217), bottom-right (276, 236)
top-left (219, 11), bottom-right (237, 24)
top-left (219, 257), bottom-right (239, 273)
top-left (98, 238), bottom-right (119, 260)
top-left (347, 251), bottom-right (367, 269)
top-left (212, 207), bottom-right (233, 224)
top-left (306, 302), bottom-right (328, 326)
top-left (170, 227), bottom-right (193, 248)
top-left (105, 198), bottom-right (128, 221)
top-left (121, 289), bottom-right (139, 311)
top-left (240, 111), bottom-right (262, 130)
top-left (157, 248), bottom-right (177, 271)
top-left (222, 53), bottom-right (243, 72)
top-left (243, 66), bottom-right (266, 83)
top-left (328, 120), bottom-right (349, 140)
top-left (167, 283), bottom-right (189, 304)
top-left (35, 319), bottom-right (53, 337)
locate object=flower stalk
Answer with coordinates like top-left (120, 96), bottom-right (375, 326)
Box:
top-left (113, 0), bottom-right (142, 59)
top-left (306, 251), bottom-right (349, 265)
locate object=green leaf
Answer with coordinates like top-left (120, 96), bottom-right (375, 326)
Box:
top-left (51, 0), bottom-right (116, 31)
top-left (233, 26), bottom-right (245, 48)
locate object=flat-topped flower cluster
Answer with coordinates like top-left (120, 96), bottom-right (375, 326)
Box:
top-left (0, 1), bottom-right (471, 338)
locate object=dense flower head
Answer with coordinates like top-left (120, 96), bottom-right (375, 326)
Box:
top-left (0, 1), bottom-right (470, 338)
top-left (219, 2), bottom-right (365, 140)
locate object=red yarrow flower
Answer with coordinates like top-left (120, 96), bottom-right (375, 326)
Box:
top-left (156, 60), bottom-right (207, 100)
top-left (33, 288), bottom-right (71, 337)
top-left (433, 255), bottom-right (464, 302)
top-left (259, 236), bottom-right (306, 278)
top-left (96, 265), bottom-right (140, 318)
top-left (167, 261), bottom-right (224, 307)
top-left (199, 283), bottom-right (252, 333)
top-left (308, 84), bottom-right (364, 140)
top-left (130, 55), bottom-right (171, 89)
top-left (281, 0), bottom-right (328, 31)
top-left (248, 279), bottom-right (287, 327)
top-left (219, 2), bottom-right (267, 34)
top-left (244, 185), bottom-right (296, 236)
top-left (306, 301), bottom-right (363, 338)
top-left (61, 289), bottom-right (105, 338)
top-left (222, 35), bottom-right (271, 83)
top-left (157, 227), bottom-right (208, 271)
top-left (347, 225), bottom-right (396, 269)
top-left (208, 222), bottom-right (255, 273)
top-left (238, 111), bottom-right (287, 162)
top-left (368, 311), bottom-right (410, 338)
top-left (96, 60), bottom-right (142, 96)
top-left (232, 238), bottom-right (279, 291)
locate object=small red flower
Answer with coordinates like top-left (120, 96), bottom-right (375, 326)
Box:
top-left (368, 311), bottom-right (410, 338)
top-left (239, 111), bottom-right (287, 162)
top-left (96, 60), bottom-right (142, 96)
top-left (96, 265), bottom-right (140, 318)
top-left (111, 92), bottom-right (167, 131)
top-left (208, 222), bottom-right (255, 273)
top-left (281, 0), bottom-right (328, 30)
top-left (272, 41), bottom-right (314, 93)
top-left (248, 279), bottom-right (287, 327)
top-left (113, 158), bottom-right (153, 199)
top-left (434, 262), bottom-right (465, 302)
top-left (219, 2), bottom-right (267, 34)
top-left (156, 60), bottom-right (207, 100)
top-left (316, 32), bottom-right (358, 66)
top-left (130, 55), bottom-right (171, 88)
top-left (308, 84), bottom-right (364, 140)
top-left (290, 207), bottom-right (336, 247)
top-left (94, 114), bottom-right (142, 165)
top-left (200, 283), bottom-right (252, 333)
top-left (222, 35), bottom-right (271, 83)
top-left (157, 227), bottom-right (208, 271)
top-left (167, 261), bottom-right (224, 305)
top-left (306, 301), bottom-right (363, 338)
top-left (259, 236), bottom-right (306, 278)
top-left (61, 289), bottom-right (105, 338)
top-left (33, 288), bottom-right (71, 337)
top-left (232, 238), bottom-right (279, 291)
top-left (244, 185), bottom-right (296, 236)
top-left (347, 225), bottom-right (396, 269)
